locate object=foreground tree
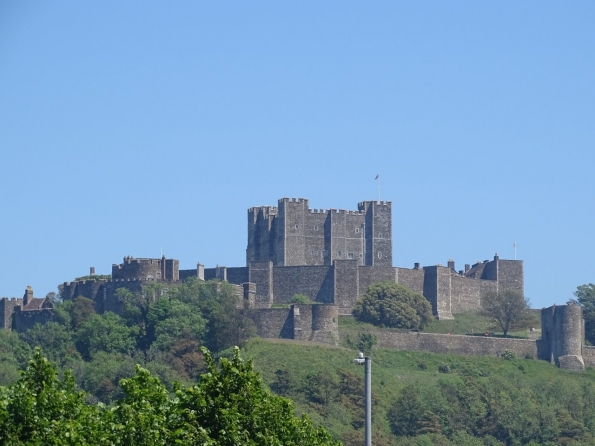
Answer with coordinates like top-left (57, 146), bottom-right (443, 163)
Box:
top-left (481, 289), bottom-right (532, 336)
top-left (176, 347), bottom-right (341, 445)
top-left (0, 348), bottom-right (340, 445)
top-left (353, 282), bottom-right (433, 329)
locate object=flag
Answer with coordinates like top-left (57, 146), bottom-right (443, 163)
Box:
top-left (375, 174), bottom-right (379, 180)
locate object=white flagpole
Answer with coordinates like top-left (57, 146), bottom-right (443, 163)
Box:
top-left (513, 242), bottom-right (516, 260)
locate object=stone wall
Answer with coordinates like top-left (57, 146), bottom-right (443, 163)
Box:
top-left (450, 274), bottom-right (483, 313)
top-left (250, 304), bottom-right (339, 345)
top-left (541, 304), bottom-right (584, 370)
top-left (366, 330), bottom-right (538, 358)
top-left (496, 259), bottom-right (524, 295)
top-left (226, 267), bottom-right (249, 285)
top-left (111, 257), bottom-right (180, 281)
top-left (251, 308), bottom-right (293, 339)
top-left (358, 266), bottom-right (398, 297)
top-left (582, 346), bottom-right (595, 368)
top-left (248, 261), bottom-right (274, 307)
top-left (272, 265), bottom-right (334, 303)
top-left (247, 198), bottom-right (392, 268)
top-left (396, 267), bottom-right (424, 295)
top-left (12, 308), bottom-right (57, 332)
top-left (0, 298), bottom-right (21, 329)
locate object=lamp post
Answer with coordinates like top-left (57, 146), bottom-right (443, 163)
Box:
top-left (354, 352), bottom-right (372, 446)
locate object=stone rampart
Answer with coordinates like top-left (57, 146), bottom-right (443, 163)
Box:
top-left (363, 330), bottom-right (538, 358)
top-left (273, 265), bottom-right (334, 303)
top-left (250, 304), bottom-right (338, 345)
top-left (541, 304), bottom-right (584, 370)
top-left (582, 347), bottom-right (595, 368)
top-left (0, 298), bottom-right (22, 329)
top-left (12, 308), bottom-right (57, 332)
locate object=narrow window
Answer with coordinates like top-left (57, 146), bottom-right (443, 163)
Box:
top-left (337, 251), bottom-right (342, 257)
top-left (348, 253), bottom-right (354, 259)
top-left (359, 253), bottom-right (363, 258)
top-left (355, 228), bottom-right (359, 233)
top-left (377, 252), bottom-right (382, 259)
top-left (314, 225), bottom-right (319, 231)
top-left (295, 224), bottom-right (299, 229)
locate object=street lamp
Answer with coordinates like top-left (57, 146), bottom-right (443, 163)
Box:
top-left (353, 352), bottom-right (371, 446)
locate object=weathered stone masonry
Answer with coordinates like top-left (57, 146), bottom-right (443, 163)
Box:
top-left (360, 304), bottom-right (589, 371)
top-left (5, 197), bottom-right (590, 370)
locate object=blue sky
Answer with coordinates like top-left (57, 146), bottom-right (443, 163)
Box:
top-left (1, 1), bottom-right (593, 308)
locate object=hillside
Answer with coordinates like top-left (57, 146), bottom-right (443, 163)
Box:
top-left (243, 338), bottom-right (595, 446)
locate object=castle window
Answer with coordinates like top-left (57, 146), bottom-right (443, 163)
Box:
top-left (348, 253), bottom-right (354, 259)
top-left (311, 250), bottom-right (315, 256)
top-left (294, 224), bottom-right (299, 229)
top-left (314, 225), bottom-right (319, 231)
top-left (355, 228), bottom-right (359, 233)
top-left (337, 251), bottom-right (342, 257)
top-left (359, 253), bottom-right (363, 258)
top-left (377, 252), bottom-right (382, 259)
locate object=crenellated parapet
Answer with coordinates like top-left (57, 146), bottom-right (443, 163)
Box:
top-left (111, 256), bottom-right (179, 282)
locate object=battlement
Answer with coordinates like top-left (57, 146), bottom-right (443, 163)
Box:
top-left (112, 256), bottom-right (179, 281)
top-left (248, 206), bottom-right (278, 215)
top-left (357, 200), bottom-right (391, 208)
top-left (0, 297), bottom-right (22, 303)
top-left (278, 197), bottom-right (309, 205)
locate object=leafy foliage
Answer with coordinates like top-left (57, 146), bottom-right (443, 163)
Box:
top-left (291, 294), bottom-right (314, 304)
top-left (570, 283), bottom-right (595, 345)
top-left (480, 289), bottom-right (532, 336)
top-left (353, 282), bottom-right (433, 329)
top-left (0, 348), bottom-right (340, 445)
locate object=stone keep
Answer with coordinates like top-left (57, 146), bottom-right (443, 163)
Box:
top-left (247, 198), bottom-right (392, 267)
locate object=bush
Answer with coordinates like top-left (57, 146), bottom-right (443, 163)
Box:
top-left (290, 294), bottom-right (313, 304)
top-left (352, 282), bottom-right (433, 330)
top-left (501, 349), bottom-right (516, 360)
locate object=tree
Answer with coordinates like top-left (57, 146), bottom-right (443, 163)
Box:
top-left (0, 348), bottom-right (104, 445)
top-left (176, 347), bottom-right (341, 445)
top-left (353, 282), bottom-right (433, 329)
top-left (19, 322), bottom-right (78, 365)
top-left (75, 312), bottom-right (138, 360)
top-left (480, 289), bottom-right (531, 336)
top-left (570, 284), bottom-right (595, 345)
top-left (0, 348), bottom-right (340, 445)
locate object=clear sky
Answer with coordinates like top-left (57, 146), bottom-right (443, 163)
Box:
top-left (1, 1), bottom-right (593, 308)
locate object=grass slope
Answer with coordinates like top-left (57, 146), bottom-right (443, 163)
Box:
top-left (243, 337), bottom-right (595, 445)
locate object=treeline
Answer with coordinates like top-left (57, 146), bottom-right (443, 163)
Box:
top-left (0, 279), bottom-right (256, 402)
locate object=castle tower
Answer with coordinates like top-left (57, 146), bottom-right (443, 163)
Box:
top-left (358, 200), bottom-right (392, 267)
top-left (246, 198), bottom-right (393, 267)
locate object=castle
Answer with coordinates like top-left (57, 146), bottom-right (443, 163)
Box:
top-left (0, 286), bottom-right (55, 331)
top-left (2, 197), bottom-right (589, 370)
top-left (59, 198), bottom-right (524, 320)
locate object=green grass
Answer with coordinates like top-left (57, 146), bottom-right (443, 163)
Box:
top-left (242, 337), bottom-right (595, 444)
top-left (340, 311), bottom-right (542, 339)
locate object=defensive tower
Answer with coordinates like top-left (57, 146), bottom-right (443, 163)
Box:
top-left (247, 198), bottom-right (392, 267)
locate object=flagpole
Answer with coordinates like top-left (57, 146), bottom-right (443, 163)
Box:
top-left (514, 242), bottom-right (516, 260)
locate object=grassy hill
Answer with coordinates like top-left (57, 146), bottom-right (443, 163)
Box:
top-left (243, 337), bottom-right (595, 446)
top-left (339, 311), bottom-right (542, 339)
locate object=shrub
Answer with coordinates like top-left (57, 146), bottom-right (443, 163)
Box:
top-left (352, 282), bottom-right (433, 330)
